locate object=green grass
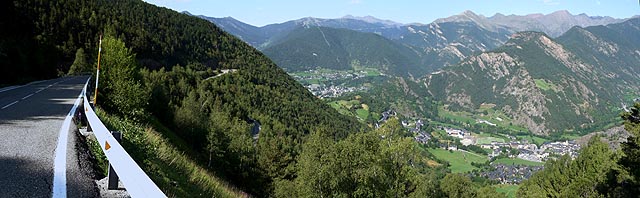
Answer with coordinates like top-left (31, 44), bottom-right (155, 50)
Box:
top-left (355, 109), bottom-right (369, 120)
top-left (534, 79), bottom-right (556, 91)
top-left (428, 148), bottom-right (488, 173)
top-left (328, 101), bottom-right (355, 117)
top-left (430, 121), bottom-right (465, 130)
top-left (493, 158), bottom-right (545, 166)
top-left (438, 106), bottom-right (476, 124)
top-left (92, 109), bottom-right (244, 198)
top-left (517, 135), bottom-right (548, 145)
top-left (437, 105), bottom-right (530, 134)
top-left (476, 136), bottom-right (506, 145)
top-left (560, 133), bottom-right (582, 140)
top-left (495, 184), bottom-right (519, 198)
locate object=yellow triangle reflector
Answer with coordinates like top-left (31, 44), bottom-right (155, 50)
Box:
top-left (105, 141), bottom-right (111, 150)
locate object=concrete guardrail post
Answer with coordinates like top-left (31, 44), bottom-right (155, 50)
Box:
top-left (108, 131), bottom-right (122, 190)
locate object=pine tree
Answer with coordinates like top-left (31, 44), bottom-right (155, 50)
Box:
top-left (67, 48), bottom-right (89, 75)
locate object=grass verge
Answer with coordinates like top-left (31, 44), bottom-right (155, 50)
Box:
top-left (86, 108), bottom-right (245, 197)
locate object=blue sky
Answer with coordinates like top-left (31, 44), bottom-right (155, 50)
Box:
top-left (143, 0), bottom-right (640, 27)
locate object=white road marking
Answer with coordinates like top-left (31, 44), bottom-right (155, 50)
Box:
top-left (21, 93), bottom-right (34, 100)
top-left (0, 86), bottom-right (21, 93)
top-left (1, 101), bottom-right (18, 109)
top-left (52, 90), bottom-right (83, 198)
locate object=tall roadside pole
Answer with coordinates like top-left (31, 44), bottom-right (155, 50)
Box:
top-left (94, 35), bottom-right (102, 105)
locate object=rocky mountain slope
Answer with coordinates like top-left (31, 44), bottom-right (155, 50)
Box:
top-left (427, 18), bottom-right (640, 135)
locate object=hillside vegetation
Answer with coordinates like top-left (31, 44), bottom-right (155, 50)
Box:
top-left (7, 0), bottom-right (366, 196)
top-left (263, 26), bottom-right (426, 77)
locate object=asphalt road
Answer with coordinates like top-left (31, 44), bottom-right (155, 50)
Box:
top-left (0, 76), bottom-right (98, 197)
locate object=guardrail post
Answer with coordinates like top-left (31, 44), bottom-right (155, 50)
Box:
top-left (108, 131), bottom-right (122, 190)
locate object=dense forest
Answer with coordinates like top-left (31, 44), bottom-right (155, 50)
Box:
top-left (5, 0), bottom-right (640, 197)
top-left (262, 26), bottom-right (426, 77)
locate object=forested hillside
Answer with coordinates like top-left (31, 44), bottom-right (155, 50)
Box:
top-left (262, 26), bottom-right (425, 77)
top-left (5, 0), bottom-right (369, 196)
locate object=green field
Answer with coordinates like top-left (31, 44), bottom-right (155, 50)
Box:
top-left (534, 79), bottom-right (557, 91)
top-left (428, 148), bottom-right (488, 173)
top-left (517, 135), bottom-right (549, 145)
top-left (476, 136), bottom-right (506, 145)
top-left (493, 157), bottom-right (545, 166)
top-left (438, 106), bottom-right (476, 124)
top-left (437, 105), bottom-right (530, 134)
top-left (328, 99), bottom-right (371, 121)
top-left (356, 109), bottom-right (369, 120)
top-left (328, 101), bottom-right (355, 116)
top-left (563, 134), bottom-right (582, 140)
top-left (495, 184), bottom-right (519, 198)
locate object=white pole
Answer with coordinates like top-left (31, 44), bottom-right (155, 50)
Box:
top-left (94, 35), bottom-right (102, 105)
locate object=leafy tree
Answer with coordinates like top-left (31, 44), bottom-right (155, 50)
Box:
top-left (281, 118), bottom-right (446, 197)
top-left (476, 186), bottom-right (507, 198)
top-left (440, 173), bottom-right (477, 198)
top-left (98, 36), bottom-right (149, 121)
top-left (518, 137), bottom-right (615, 197)
top-left (67, 48), bottom-right (91, 75)
top-left (290, 130), bottom-right (336, 197)
top-left (606, 102), bottom-right (640, 196)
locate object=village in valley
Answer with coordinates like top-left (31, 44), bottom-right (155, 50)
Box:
top-left (402, 116), bottom-right (582, 185)
top-left (289, 68), bottom-right (382, 98)
top-left (290, 68), bottom-right (587, 186)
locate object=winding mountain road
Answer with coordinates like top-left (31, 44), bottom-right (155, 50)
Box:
top-left (0, 76), bottom-right (97, 197)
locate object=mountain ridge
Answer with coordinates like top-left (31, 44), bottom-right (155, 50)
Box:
top-left (203, 10), bottom-right (629, 76)
top-left (427, 18), bottom-right (640, 135)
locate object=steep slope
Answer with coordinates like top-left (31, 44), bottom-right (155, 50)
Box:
top-left (428, 21), bottom-right (640, 135)
top-left (262, 26), bottom-right (425, 77)
top-left (397, 20), bottom-right (513, 70)
top-left (10, 0), bottom-right (365, 196)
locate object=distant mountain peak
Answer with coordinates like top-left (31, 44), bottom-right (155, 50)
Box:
top-left (341, 15), bottom-right (402, 26)
top-left (550, 10), bottom-right (572, 16)
top-left (461, 10), bottom-right (479, 17)
top-left (437, 10), bottom-right (484, 22)
top-left (434, 10), bottom-right (497, 31)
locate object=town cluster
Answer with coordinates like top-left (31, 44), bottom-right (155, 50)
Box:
top-left (305, 84), bottom-right (366, 98)
top-left (401, 118), bottom-right (582, 184)
top-left (291, 70), bottom-right (372, 98)
top-left (440, 127), bottom-right (581, 162)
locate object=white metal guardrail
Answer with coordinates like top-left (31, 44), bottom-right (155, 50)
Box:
top-left (80, 81), bottom-right (166, 198)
